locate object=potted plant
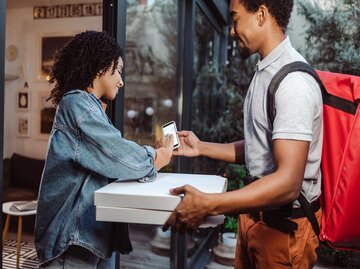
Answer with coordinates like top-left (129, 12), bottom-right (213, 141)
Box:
top-left (150, 226), bottom-right (195, 257)
top-left (222, 216), bottom-right (238, 248)
top-left (213, 215), bottom-right (238, 266)
top-left (213, 164), bottom-right (246, 265)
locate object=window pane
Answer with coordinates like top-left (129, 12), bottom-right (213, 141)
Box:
top-left (191, 6), bottom-right (223, 175)
top-left (124, 0), bottom-right (177, 173)
top-left (122, 0), bottom-right (177, 267)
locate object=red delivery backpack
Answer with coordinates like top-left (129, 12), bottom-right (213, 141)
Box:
top-left (267, 61), bottom-right (360, 251)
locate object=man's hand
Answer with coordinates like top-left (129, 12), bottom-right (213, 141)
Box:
top-left (162, 185), bottom-right (210, 233)
top-left (173, 131), bottom-right (201, 157)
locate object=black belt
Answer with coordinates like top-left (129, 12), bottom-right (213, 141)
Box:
top-left (245, 171), bottom-right (321, 234)
top-left (250, 199), bottom-right (320, 233)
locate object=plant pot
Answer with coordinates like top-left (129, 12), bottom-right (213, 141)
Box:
top-left (150, 226), bottom-right (195, 257)
top-left (156, 226), bottom-right (171, 238)
top-left (222, 232), bottom-right (237, 248)
top-left (213, 232), bottom-right (237, 266)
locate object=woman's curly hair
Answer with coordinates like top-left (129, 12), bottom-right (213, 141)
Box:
top-left (48, 30), bottom-right (122, 105)
top-left (240, 0), bottom-right (293, 31)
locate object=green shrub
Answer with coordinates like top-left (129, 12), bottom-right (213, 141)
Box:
top-left (224, 216), bottom-right (238, 234)
top-left (298, 0), bottom-right (360, 76)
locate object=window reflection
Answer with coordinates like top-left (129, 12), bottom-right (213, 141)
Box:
top-left (193, 9), bottom-right (215, 74)
top-left (124, 0), bottom-right (177, 159)
top-left (191, 6), bottom-right (223, 174)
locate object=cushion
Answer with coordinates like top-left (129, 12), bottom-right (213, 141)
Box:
top-left (3, 158), bottom-right (11, 188)
top-left (3, 186), bottom-right (38, 202)
top-left (10, 153), bottom-right (45, 190)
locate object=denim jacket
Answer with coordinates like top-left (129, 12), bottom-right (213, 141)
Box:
top-left (35, 90), bottom-right (157, 265)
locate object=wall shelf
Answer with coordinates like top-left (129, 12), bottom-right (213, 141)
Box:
top-left (5, 74), bottom-right (19, 81)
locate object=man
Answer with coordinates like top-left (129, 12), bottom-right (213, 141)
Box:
top-left (163, 0), bottom-right (323, 268)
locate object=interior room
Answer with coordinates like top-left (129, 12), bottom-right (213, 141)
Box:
top-left (2, 0), bottom-right (359, 268)
top-left (2, 1), bottom-right (233, 268)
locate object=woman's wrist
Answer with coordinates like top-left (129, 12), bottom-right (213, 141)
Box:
top-left (154, 147), bottom-right (172, 170)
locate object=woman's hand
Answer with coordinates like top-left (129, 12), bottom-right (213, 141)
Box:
top-left (154, 134), bottom-right (174, 170)
top-left (163, 134), bottom-right (174, 154)
top-left (156, 134), bottom-right (173, 150)
top-left (173, 131), bottom-right (202, 157)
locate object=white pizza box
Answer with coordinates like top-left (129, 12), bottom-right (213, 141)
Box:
top-left (96, 206), bottom-right (225, 227)
top-left (94, 172), bottom-right (228, 211)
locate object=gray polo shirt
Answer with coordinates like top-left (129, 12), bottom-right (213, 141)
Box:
top-left (244, 36), bottom-right (323, 206)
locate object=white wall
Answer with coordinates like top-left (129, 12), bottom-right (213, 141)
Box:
top-left (4, 7), bottom-right (101, 159)
top-left (287, 2), bottom-right (308, 52)
top-left (288, 0), bottom-right (333, 52)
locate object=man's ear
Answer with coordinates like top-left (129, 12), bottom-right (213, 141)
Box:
top-left (257, 4), bottom-right (268, 26)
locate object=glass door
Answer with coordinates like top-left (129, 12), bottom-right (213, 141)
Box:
top-left (191, 3), bottom-right (227, 175)
top-left (123, 0), bottom-right (178, 173)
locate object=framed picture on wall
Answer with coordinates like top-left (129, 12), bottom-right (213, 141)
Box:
top-left (17, 116), bottom-right (30, 137)
top-left (17, 91), bottom-right (30, 111)
top-left (35, 91), bottom-right (56, 139)
top-left (38, 33), bottom-right (74, 80)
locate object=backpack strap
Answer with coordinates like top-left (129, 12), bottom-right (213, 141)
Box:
top-left (268, 61), bottom-right (357, 122)
top-left (298, 192), bottom-right (320, 235)
top-left (267, 61), bottom-right (322, 236)
top-left (267, 61), bottom-right (324, 125)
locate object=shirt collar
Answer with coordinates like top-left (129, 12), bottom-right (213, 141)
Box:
top-left (257, 36), bottom-right (292, 71)
top-left (64, 90), bottom-right (102, 108)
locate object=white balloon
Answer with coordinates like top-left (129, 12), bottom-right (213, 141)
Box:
top-left (127, 109), bottom-right (137, 118)
top-left (145, 107), bottom-right (154, 116)
top-left (162, 99), bottom-right (173, 108)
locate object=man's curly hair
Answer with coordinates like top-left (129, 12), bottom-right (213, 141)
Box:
top-left (240, 0), bottom-right (293, 31)
top-left (48, 30), bottom-right (122, 105)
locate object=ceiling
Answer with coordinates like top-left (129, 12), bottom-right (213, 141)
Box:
top-left (7, 0), bottom-right (99, 9)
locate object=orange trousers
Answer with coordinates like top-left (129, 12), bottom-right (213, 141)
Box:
top-left (234, 209), bottom-right (322, 269)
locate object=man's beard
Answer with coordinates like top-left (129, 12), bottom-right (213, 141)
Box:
top-left (239, 47), bottom-right (252, 60)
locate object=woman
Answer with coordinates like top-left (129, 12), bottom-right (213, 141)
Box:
top-left (35, 30), bottom-right (173, 268)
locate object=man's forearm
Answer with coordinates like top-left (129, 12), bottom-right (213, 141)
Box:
top-left (199, 140), bottom-right (245, 164)
top-left (206, 171), bottom-right (302, 216)
top-left (206, 139), bottom-right (309, 216)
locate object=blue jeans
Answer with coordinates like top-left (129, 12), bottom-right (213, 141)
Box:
top-left (40, 245), bottom-right (115, 269)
